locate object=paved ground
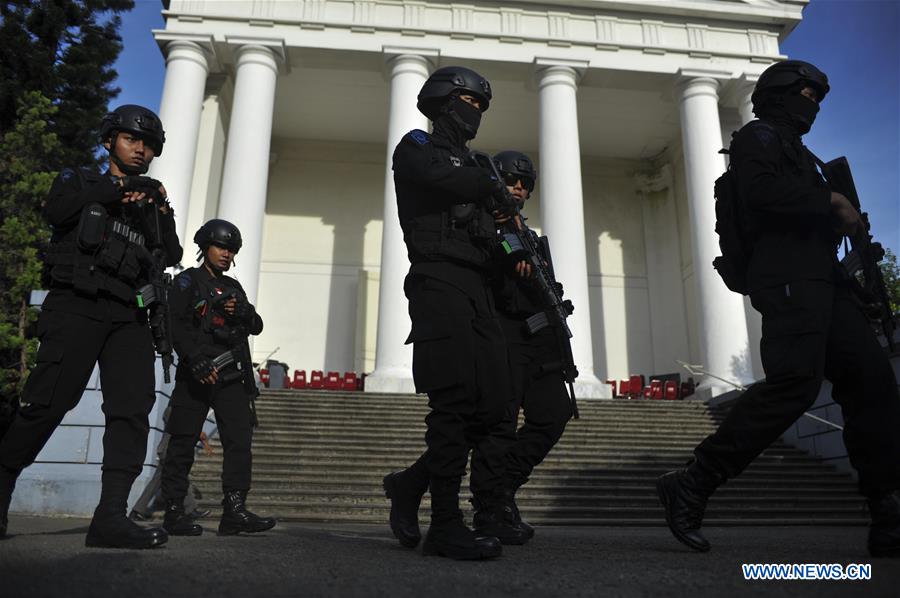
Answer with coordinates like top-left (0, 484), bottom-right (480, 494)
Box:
top-left (0, 516), bottom-right (896, 597)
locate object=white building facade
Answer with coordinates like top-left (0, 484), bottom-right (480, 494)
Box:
top-left (149, 0), bottom-right (809, 398)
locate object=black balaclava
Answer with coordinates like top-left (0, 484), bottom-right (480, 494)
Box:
top-left (756, 88), bottom-right (820, 136)
top-left (782, 92), bottom-right (819, 134)
top-left (432, 95), bottom-right (482, 148)
top-left (109, 132), bottom-right (150, 175)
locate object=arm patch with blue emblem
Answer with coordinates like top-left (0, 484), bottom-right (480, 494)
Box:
top-left (175, 273), bottom-right (192, 290)
top-left (409, 129), bottom-right (430, 145)
top-left (751, 124), bottom-right (777, 148)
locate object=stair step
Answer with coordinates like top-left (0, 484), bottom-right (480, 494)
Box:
top-left (184, 392), bottom-right (856, 526)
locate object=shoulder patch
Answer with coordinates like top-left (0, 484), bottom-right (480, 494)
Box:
top-left (175, 272), bottom-right (192, 290)
top-left (745, 121), bottom-right (778, 148)
top-left (409, 129), bottom-right (430, 145)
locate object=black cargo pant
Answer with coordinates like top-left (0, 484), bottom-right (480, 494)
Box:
top-left (695, 280), bottom-right (900, 497)
top-left (0, 308), bottom-right (155, 480)
top-left (470, 317), bottom-right (573, 495)
top-left (161, 377), bottom-right (253, 499)
top-left (404, 274), bottom-right (511, 490)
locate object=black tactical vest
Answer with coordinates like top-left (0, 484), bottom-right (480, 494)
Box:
top-left (45, 202), bottom-right (153, 303)
top-left (402, 208), bottom-right (496, 267)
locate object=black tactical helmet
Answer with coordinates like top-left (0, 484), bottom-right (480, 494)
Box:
top-left (417, 66), bottom-right (492, 119)
top-left (751, 60), bottom-right (830, 110)
top-left (493, 150), bottom-right (536, 192)
top-left (194, 219), bottom-right (242, 253)
top-left (100, 105), bottom-right (166, 156)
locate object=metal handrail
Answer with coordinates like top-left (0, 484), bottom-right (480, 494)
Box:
top-left (675, 360), bottom-right (844, 431)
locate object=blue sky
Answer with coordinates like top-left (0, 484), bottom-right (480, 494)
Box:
top-left (112, 0), bottom-right (899, 252)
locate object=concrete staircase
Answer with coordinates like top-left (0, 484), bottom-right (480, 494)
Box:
top-left (191, 390), bottom-right (868, 526)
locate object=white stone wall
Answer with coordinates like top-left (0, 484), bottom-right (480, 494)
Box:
top-left (253, 139), bottom-right (386, 374)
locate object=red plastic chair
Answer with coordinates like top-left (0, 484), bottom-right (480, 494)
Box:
top-left (619, 379), bottom-right (631, 398)
top-left (342, 372), bottom-right (359, 391)
top-left (649, 380), bottom-right (663, 400)
top-left (324, 371), bottom-right (342, 390)
top-left (629, 375), bottom-right (644, 399)
top-left (642, 386), bottom-right (652, 399)
top-left (309, 370), bottom-right (324, 389)
top-left (292, 370), bottom-right (307, 389)
top-left (259, 369), bottom-right (270, 387)
top-left (664, 380), bottom-right (678, 400)
top-left (605, 380), bottom-right (617, 397)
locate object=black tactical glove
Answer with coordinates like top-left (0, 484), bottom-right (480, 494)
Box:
top-left (189, 355), bottom-right (216, 383)
top-left (551, 281), bottom-right (564, 297)
top-left (231, 297), bottom-right (256, 325)
top-left (490, 181), bottom-right (518, 214)
top-left (119, 176), bottom-right (164, 206)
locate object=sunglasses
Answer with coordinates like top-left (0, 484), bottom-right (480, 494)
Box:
top-left (502, 172), bottom-right (535, 192)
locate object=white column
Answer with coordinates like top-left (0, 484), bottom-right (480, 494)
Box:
top-left (536, 63), bottom-right (605, 398)
top-left (216, 44), bottom-right (279, 304)
top-left (736, 76), bottom-right (758, 126)
top-left (677, 74), bottom-right (753, 394)
top-left (365, 52), bottom-right (433, 394)
top-left (148, 40), bottom-right (209, 244)
top-left (738, 92), bottom-right (755, 126)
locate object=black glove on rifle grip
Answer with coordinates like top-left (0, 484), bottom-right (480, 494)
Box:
top-left (190, 355), bottom-right (215, 382)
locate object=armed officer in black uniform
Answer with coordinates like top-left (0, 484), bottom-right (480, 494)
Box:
top-left (0, 104), bottom-right (181, 548)
top-left (159, 219), bottom-right (276, 537)
top-left (382, 66), bottom-right (514, 560)
top-left (657, 60), bottom-right (900, 558)
top-left (469, 151), bottom-right (574, 545)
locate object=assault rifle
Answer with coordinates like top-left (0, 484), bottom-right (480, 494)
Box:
top-left (130, 195), bottom-right (175, 383)
top-left (816, 156), bottom-right (897, 351)
top-left (210, 289), bottom-right (260, 427)
top-left (470, 150), bottom-right (580, 418)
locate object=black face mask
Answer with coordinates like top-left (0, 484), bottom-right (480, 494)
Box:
top-left (782, 93), bottom-right (820, 135)
top-left (446, 95), bottom-right (482, 139)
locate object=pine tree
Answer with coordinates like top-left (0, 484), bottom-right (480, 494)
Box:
top-left (0, 0), bottom-right (135, 169)
top-left (0, 92), bottom-right (60, 417)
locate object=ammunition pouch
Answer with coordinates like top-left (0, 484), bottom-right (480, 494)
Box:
top-left (449, 203), bottom-right (476, 225)
top-left (45, 204), bottom-right (152, 303)
top-left (404, 209), bottom-right (495, 266)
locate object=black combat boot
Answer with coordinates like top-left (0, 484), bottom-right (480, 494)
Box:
top-left (656, 462), bottom-right (721, 553)
top-left (218, 490), bottom-right (276, 535)
top-left (471, 489), bottom-right (531, 545)
top-left (423, 477), bottom-right (501, 560)
top-left (0, 466), bottom-right (18, 538)
top-left (86, 472), bottom-right (167, 549)
top-left (383, 467), bottom-right (429, 548)
top-left (868, 490), bottom-right (900, 558)
top-left (163, 499), bottom-right (203, 536)
top-left (501, 487), bottom-right (534, 540)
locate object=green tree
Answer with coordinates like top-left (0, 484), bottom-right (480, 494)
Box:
top-left (0, 1), bottom-right (134, 427)
top-left (0, 0), bottom-right (135, 169)
top-left (880, 248), bottom-right (900, 315)
top-left (0, 92), bottom-right (60, 405)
